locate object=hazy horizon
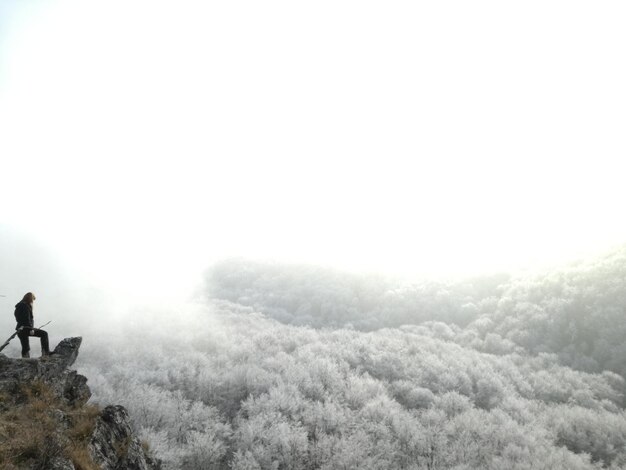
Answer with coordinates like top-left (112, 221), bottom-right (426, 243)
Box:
top-left (2, 222), bottom-right (625, 311)
top-left (2, 0), bottom-right (626, 303)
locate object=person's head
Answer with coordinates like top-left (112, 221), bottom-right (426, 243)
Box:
top-left (22, 292), bottom-right (36, 305)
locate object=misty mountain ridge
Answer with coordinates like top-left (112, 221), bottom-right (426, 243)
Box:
top-left (205, 246), bottom-right (626, 379)
top-left (78, 298), bottom-right (626, 469)
top-left (63, 245), bottom-right (626, 469)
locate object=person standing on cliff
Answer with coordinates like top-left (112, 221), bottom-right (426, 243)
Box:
top-left (15, 292), bottom-right (50, 358)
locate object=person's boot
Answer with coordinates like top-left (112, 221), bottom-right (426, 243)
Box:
top-left (41, 348), bottom-right (54, 358)
top-left (21, 351), bottom-right (30, 359)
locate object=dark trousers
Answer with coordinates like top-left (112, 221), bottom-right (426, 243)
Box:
top-left (17, 328), bottom-right (49, 358)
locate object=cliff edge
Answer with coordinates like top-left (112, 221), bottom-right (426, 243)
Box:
top-left (0, 337), bottom-right (160, 470)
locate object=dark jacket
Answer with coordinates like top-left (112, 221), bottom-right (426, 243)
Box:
top-left (15, 301), bottom-right (33, 330)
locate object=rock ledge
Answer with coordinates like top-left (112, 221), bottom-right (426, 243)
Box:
top-left (0, 337), bottom-right (160, 470)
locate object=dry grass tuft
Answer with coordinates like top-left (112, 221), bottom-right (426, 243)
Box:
top-left (68, 404), bottom-right (102, 441)
top-left (0, 380), bottom-right (102, 469)
top-left (67, 445), bottom-right (101, 470)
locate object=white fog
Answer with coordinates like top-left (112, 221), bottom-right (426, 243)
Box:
top-left (2, 1), bottom-right (626, 468)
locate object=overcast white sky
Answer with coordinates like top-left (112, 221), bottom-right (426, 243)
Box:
top-left (1, 0), bottom-right (625, 301)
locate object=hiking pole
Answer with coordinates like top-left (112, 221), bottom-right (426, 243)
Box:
top-left (0, 331), bottom-right (20, 353)
top-left (0, 321), bottom-right (52, 353)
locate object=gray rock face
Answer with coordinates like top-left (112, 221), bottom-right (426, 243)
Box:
top-left (90, 405), bottom-right (161, 470)
top-left (48, 457), bottom-right (77, 470)
top-left (0, 337), bottom-right (90, 405)
top-left (0, 337), bottom-right (160, 469)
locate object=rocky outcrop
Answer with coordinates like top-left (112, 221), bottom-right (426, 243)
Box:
top-left (0, 337), bottom-right (90, 406)
top-left (90, 406), bottom-right (160, 470)
top-left (0, 337), bottom-right (159, 470)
